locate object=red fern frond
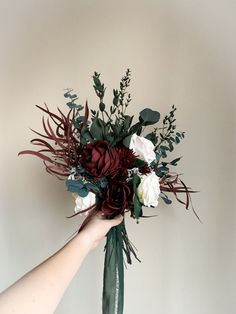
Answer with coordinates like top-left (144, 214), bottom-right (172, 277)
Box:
top-left (160, 173), bottom-right (200, 221)
top-left (18, 104), bottom-right (85, 179)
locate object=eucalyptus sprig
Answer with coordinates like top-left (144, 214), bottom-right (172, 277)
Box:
top-left (64, 89), bottom-right (84, 128)
top-left (88, 70), bottom-right (134, 145)
top-left (155, 105), bottom-right (185, 159)
top-left (116, 68), bottom-right (131, 117)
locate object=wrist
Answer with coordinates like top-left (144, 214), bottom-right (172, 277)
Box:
top-left (73, 231), bottom-right (94, 253)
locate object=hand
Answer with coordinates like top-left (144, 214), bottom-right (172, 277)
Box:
top-left (79, 213), bottom-right (123, 251)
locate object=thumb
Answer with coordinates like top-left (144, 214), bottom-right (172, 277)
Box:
top-left (110, 215), bottom-right (123, 227)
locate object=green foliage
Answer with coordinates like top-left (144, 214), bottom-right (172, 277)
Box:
top-left (66, 179), bottom-right (89, 197)
top-left (89, 69), bottom-right (135, 145)
top-left (132, 158), bottom-right (147, 168)
top-left (103, 225), bottom-right (124, 314)
top-left (65, 71), bottom-right (186, 164)
top-left (122, 134), bottom-right (132, 147)
top-left (99, 102), bottom-right (105, 112)
top-left (129, 122), bottom-right (142, 136)
top-left (80, 126), bottom-right (93, 145)
top-left (66, 177), bottom-right (103, 197)
top-left (93, 72), bottom-right (106, 102)
top-left (155, 157), bottom-right (182, 178)
top-left (113, 89), bottom-right (119, 106)
top-left (154, 105), bottom-right (185, 158)
top-left (90, 118), bottom-right (105, 140)
top-left (139, 108), bottom-right (160, 125)
top-left (132, 175), bottom-right (142, 220)
top-left (64, 88), bottom-right (86, 130)
top-left (160, 193), bottom-right (172, 205)
top-left (155, 164), bottom-right (169, 178)
top-left (170, 157), bottom-right (182, 166)
top-left (145, 131), bottom-right (158, 145)
top-left (64, 89), bottom-right (83, 110)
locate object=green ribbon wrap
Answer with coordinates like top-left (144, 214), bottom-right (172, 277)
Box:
top-left (102, 223), bottom-right (124, 314)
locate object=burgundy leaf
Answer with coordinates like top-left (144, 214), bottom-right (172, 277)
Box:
top-left (18, 150), bottom-right (53, 163)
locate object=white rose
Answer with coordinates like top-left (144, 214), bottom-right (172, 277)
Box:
top-left (129, 133), bottom-right (156, 164)
top-left (74, 192), bottom-right (96, 214)
top-left (137, 172), bottom-right (160, 207)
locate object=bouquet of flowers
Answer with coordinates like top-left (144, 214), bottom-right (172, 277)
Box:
top-left (19, 69), bottom-right (198, 314)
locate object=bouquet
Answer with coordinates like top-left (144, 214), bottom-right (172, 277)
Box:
top-left (19, 69), bottom-right (198, 314)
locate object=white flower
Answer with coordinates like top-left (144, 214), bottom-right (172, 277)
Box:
top-left (129, 134), bottom-right (156, 164)
top-left (137, 172), bottom-right (160, 207)
top-left (74, 192), bottom-right (96, 214)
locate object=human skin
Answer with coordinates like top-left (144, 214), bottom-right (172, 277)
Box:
top-left (0, 213), bottom-right (123, 314)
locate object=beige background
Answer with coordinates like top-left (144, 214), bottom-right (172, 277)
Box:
top-left (1, 1), bottom-right (236, 313)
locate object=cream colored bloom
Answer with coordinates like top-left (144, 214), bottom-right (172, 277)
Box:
top-left (129, 134), bottom-right (156, 164)
top-left (74, 192), bottom-right (96, 214)
top-left (137, 172), bottom-right (160, 207)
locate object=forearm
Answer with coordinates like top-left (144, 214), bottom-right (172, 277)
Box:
top-left (0, 232), bottom-right (91, 314)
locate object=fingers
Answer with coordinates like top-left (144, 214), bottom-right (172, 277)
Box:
top-left (95, 212), bottom-right (123, 225)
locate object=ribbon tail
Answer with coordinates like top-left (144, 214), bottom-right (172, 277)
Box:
top-left (102, 223), bottom-right (124, 314)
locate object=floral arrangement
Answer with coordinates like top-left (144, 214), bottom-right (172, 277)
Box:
top-left (19, 69), bottom-right (198, 314)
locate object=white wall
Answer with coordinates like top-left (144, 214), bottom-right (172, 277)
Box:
top-left (1, 1), bottom-right (236, 313)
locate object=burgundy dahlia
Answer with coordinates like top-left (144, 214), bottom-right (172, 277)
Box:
top-left (102, 181), bottom-right (132, 217)
top-left (118, 146), bottom-right (136, 168)
top-left (81, 140), bottom-right (120, 178)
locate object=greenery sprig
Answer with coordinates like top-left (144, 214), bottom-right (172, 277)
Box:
top-left (64, 70), bottom-right (185, 157)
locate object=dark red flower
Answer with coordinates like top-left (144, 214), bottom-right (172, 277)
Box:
top-left (139, 164), bottom-right (151, 175)
top-left (81, 140), bottom-right (120, 178)
top-left (102, 181), bottom-right (132, 217)
top-left (117, 146), bottom-right (136, 169)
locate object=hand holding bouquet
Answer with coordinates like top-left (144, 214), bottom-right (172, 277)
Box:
top-left (19, 69), bottom-right (198, 314)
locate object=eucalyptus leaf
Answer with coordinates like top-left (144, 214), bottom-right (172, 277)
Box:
top-left (145, 132), bottom-right (158, 145)
top-left (175, 136), bottom-right (180, 144)
top-left (76, 104), bottom-right (84, 111)
top-left (113, 96), bottom-right (119, 106)
top-left (155, 152), bottom-right (161, 161)
top-left (139, 108), bottom-right (160, 126)
top-left (75, 116), bottom-right (84, 124)
top-left (123, 115), bottom-right (133, 130)
top-left (90, 118), bottom-right (104, 140)
top-left (81, 130), bottom-right (93, 142)
top-left (67, 102), bottom-right (76, 109)
top-left (133, 196), bottom-right (142, 219)
top-left (155, 166), bottom-right (169, 177)
top-left (133, 175), bottom-right (142, 219)
top-left (64, 92), bottom-right (70, 98)
top-left (93, 76), bottom-right (101, 86)
top-left (170, 157), bottom-right (182, 166)
top-left (123, 135), bottom-right (132, 147)
top-left (66, 179), bottom-right (85, 193)
top-left (132, 158), bottom-right (146, 168)
top-left (160, 194), bottom-right (172, 205)
top-left (99, 102), bottom-right (105, 111)
top-left (77, 187), bottom-right (89, 197)
top-left (129, 122), bottom-right (142, 135)
top-left (85, 182), bottom-right (100, 193)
